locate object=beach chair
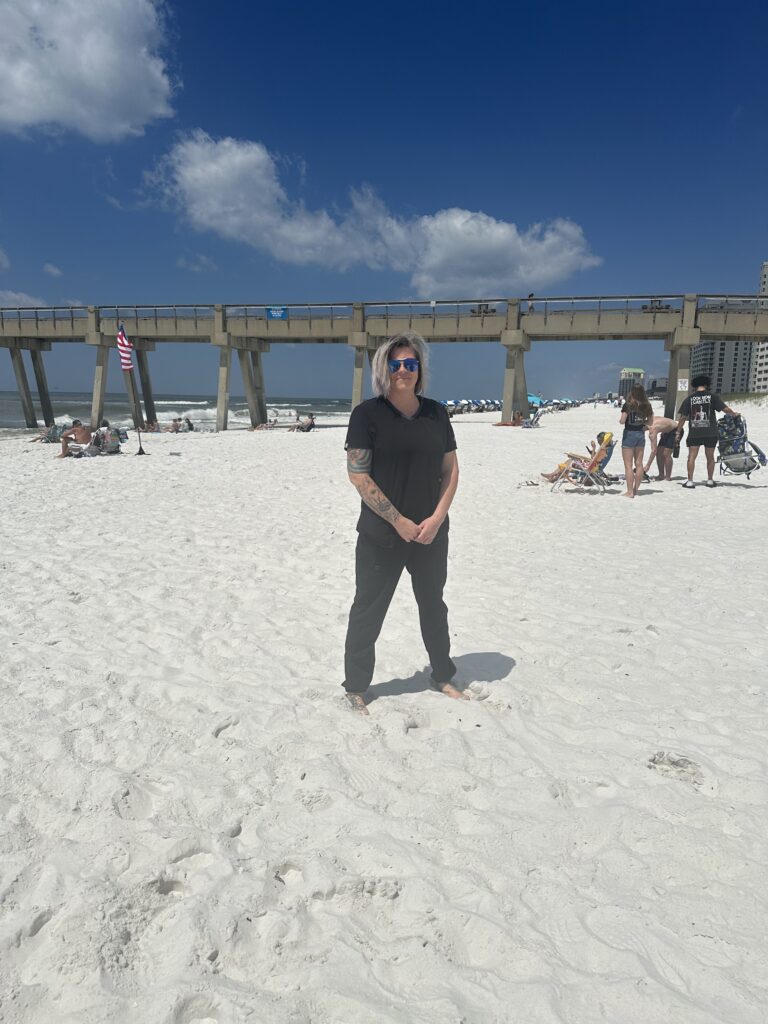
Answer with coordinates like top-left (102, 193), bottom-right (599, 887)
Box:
top-left (717, 414), bottom-right (766, 479)
top-left (39, 424), bottom-right (64, 443)
top-left (592, 439), bottom-right (619, 486)
top-left (522, 409), bottom-right (543, 428)
top-left (551, 435), bottom-right (615, 493)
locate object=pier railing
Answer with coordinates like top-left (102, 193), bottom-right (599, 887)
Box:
top-left (3, 295), bottom-right (768, 334)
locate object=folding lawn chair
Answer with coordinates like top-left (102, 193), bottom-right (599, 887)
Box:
top-left (551, 434), bottom-right (615, 493)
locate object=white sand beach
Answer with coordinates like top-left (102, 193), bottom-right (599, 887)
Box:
top-left (2, 403), bottom-right (768, 1024)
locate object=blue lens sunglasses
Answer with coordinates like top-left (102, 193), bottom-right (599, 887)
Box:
top-left (388, 358), bottom-right (420, 373)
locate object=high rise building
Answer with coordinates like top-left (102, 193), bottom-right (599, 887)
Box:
top-left (690, 338), bottom-right (752, 394)
top-left (691, 261), bottom-right (768, 395)
top-left (749, 261), bottom-right (768, 392)
top-left (618, 368), bottom-right (644, 398)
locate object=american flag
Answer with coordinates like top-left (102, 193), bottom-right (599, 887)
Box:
top-left (116, 323), bottom-right (134, 371)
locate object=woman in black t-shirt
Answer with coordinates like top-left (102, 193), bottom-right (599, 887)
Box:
top-left (619, 383), bottom-right (653, 498)
top-left (342, 331), bottom-right (462, 715)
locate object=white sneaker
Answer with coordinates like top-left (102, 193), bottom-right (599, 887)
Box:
top-left (682, 480), bottom-right (695, 489)
top-left (705, 479), bottom-right (717, 488)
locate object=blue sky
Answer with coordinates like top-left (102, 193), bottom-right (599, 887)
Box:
top-left (1, 0), bottom-right (767, 400)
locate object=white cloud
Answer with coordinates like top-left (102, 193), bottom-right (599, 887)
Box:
top-left (154, 131), bottom-right (601, 297)
top-left (177, 252), bottom-right (217, 273)
top-left (410, 212), bottom-right (600, 296)
top-left (43, 262), bottom-right (62, 277)
top-left (0, 289), bottom-right (46, 306)
top-left (0, 246), bottom-right (9, 270)
top-left (0, 0), bottom-right (174, 142)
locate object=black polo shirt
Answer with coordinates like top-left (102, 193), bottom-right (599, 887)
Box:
top-left (345, 396), bottom-right (457, 546)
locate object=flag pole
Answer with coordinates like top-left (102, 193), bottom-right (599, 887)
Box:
top-left (117, 322), bottom-right (144, 431)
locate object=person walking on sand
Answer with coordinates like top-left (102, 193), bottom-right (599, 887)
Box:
top-left (619, 383), bottom-right (654, 498)
top-left (342, 331), bottom-right (462, 715)
top-left (676, 374), bottom-right (740, 488)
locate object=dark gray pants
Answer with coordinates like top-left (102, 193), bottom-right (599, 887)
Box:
top-left (343, 531), bottom-right (456, 694)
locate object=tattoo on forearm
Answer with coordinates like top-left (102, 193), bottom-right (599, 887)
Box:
top-left (347, 448), bottom-right (372, 474)
top-left (347, 448), bottom-right (400, 523)
top-left (356, 477), bottom-right (399, 524)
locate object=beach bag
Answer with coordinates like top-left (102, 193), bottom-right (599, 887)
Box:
top-left (93, 427), bottom-right (122, 454)
top-left (41, 424), bottom-right (64, 443)
top-left (101, 428), bottom-right (122, 454)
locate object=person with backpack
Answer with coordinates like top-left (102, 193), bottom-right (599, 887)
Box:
top-left (675, 374), bottom-right (740, 488)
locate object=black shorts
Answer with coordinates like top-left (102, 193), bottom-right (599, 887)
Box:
top-left (687, 433), bottom-right (718, 449)
top-left (658, 430), bottom-right (676, 449)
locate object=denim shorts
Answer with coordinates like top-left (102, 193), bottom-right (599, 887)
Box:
top-left (622, 430), bottom-right (646, 449)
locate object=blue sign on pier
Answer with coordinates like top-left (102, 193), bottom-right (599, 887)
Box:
top-left (267, 306), bottom-right (288, 320)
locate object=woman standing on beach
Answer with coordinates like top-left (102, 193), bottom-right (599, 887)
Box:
top-left (620, 383), bottom-right (654, 498)
top-left (342, 331), bottom-right (462, 715)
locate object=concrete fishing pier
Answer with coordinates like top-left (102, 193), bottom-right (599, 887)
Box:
top-left (2, 295), bottom-right (767, 428)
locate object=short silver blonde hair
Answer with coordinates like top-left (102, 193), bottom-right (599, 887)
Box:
top-left (371, 331), bottom-right (430, 398)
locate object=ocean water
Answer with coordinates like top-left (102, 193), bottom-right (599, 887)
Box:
top-left (0, 391), bottom-right (351, 436)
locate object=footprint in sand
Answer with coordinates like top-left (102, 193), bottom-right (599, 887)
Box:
top-left (112, 780), bottom-right (155, 820)
top-left (170, 994), bottom-right (219, 1024)
top-left (647, 750), bottom-right (704, 787)
top-left (156, 848), bottom-right (219, 898)
top-left (212, 715), bottom-right (239, 739)
top-left (548, 779), bottom-right (574, 807)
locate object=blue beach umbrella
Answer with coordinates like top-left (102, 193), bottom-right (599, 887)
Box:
top-left (527, 394), bottom-right (543, 406)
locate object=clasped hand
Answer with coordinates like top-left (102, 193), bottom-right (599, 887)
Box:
top-left (394, 514), bottom-right (442, 544)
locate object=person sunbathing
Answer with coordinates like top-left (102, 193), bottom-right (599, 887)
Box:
top-left (289, 413), bottom-right (316, 432)
top-left (56, 419), bottom-right (92, 458)
top-left (540, 431), bottom-right (613, 482)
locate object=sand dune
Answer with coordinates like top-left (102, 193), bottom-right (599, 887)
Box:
top-left (1, 404), bottom-right (767, 1023)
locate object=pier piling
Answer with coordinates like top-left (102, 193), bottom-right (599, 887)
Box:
top-left (90, 345), bottom-right (110, 429)
top-left (238, 348), bottom-right (260, 427)
top-left (216, 347), bottom-right (232, 431)
top-left (135, 349), bottom-right (157, 426)
top-left (9, 348), bottom-right (38, 428)
top-left (29, 349), bottom-right (55, 426)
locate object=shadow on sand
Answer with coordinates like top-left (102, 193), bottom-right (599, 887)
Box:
top-left (369, 651), bottom-right (516, 702)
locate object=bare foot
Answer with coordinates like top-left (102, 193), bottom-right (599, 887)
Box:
top-left (623, 492), bottom-right (634, 499)
top-left (345, 693), bottom-right (369, 716)
top-left (433, 682), bottom-right (470, 701)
